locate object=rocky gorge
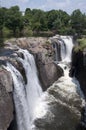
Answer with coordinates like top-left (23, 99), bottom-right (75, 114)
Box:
top-left (0, 36), bottom-right (86, 130)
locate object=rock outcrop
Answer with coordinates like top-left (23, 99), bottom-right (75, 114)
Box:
top-left (35, 53), bottom-right (63, 90)
top-left (33, 75), bottom-right (85, 130)
top-left (0, 68), bottom-right (13, 130)
top-left (71, 48), bottom-right (86, 97)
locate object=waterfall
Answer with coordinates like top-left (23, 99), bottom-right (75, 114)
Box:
top-left (3, 35), bottom-right (85, 130)
top-left (52, 36), bottom-right (85, 129)
top-left (52, 35), bottom-right (84, 99)
top-left (60, 36), bottom-right (74, 62)
top-left (52, 35), bottom-right (74, 62)
top-left (58, 39), bottom-right (66, 61)
top-left (4, 49), bottom-right (42, 130)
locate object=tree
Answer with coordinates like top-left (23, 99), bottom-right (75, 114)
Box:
top-left (71, 9), bottom-right (86, 36)
top-left (51, 10), bottom-right (70, 34)
top-left (31, 9), bottom-right (48, 31)
top-left (5, 6), bottom-right (23, 37)
top-left (0, 7), bottom-right (7, 45)
top-left (47, 10), bottom-right (59, 30)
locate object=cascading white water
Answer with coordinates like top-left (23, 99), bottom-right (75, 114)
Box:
top-left (4, 49), bottom-right (42, 130)
top-left (52, 35), bottom-right (74, 62)
top-left (5, 63), bottom-right (30, 130)
top-left (17, 49), bottom-right (42, 120)
top-left (54, 35), bottom-right (84, 98)
top-left (60, 36), bottom-right (74, 62)
top-left (59, 39), bottom-right (66, 61)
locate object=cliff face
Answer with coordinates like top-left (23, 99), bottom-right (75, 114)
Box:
top-left (0, 37), bottom-right (63, 130)
top-left (4, 37), bottom-right (63, 90)
top-left (0, 68), bottom-right (13, 130)
top-left (71, 48), bottom-right (86, 97)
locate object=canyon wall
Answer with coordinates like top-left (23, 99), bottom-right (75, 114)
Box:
top-left (71, 48), bottom-right (86, 97)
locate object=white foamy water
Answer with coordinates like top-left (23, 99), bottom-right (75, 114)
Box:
top-left (52, 35), bottom-right (74, 62)
top-left (18, 49), bottom-right (42, 120)
top-left (4, 49), bottom-right (43, 130)
top-left (4, 63), bottom-right (31, 130)
top-left (60, 36), bottom-right (74, 62)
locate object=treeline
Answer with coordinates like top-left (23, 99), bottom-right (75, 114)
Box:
top-left (0, 5), bottom-right (86, 43)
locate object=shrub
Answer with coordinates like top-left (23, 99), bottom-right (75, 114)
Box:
top-left (74, 38), bottom-right (86, 52)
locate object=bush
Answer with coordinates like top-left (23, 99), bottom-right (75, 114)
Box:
top-left (22, 27), bottom-right (33, 37)
top-left (3, 27), bottom-right (13, 39)
top-left (74, 38), bottom-right (86, 52)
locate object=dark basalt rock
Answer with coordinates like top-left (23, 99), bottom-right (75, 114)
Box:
top-left (71, 48), bottom-right (86, 97)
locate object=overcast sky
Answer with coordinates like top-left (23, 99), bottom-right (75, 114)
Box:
top-left (1, 0), bottom-right (86, 14)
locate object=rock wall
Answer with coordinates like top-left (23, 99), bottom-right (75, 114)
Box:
top-left (0, 68), bottom-right (13, 130)
top-left (71, 48), bottom-right (86, 97)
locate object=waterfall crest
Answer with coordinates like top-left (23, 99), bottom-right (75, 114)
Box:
top-left (60, 36), bottom-right (74, 62)
top-left (4, 49), bottom-right (42, 130)
top-left (52, 35), bottom-right (74, 62)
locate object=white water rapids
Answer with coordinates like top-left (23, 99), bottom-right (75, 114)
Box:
top-left (3, 35), bottom-right (85, 130)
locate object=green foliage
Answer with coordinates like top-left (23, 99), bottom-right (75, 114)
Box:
top-left (46, 40), bottom-right (50, 44)
top-left (3, 27), bottom-right (13, 38)
top-left (5, 6), bottom-right (23, 37)
top-left (74, 38), bottom-right (86, 52)
top-left (23, 27), bottom-right (33, 37)
top-left (0, 6), bottom-right (86, 40)
top-left (71, 9), bottom-right (86, 36)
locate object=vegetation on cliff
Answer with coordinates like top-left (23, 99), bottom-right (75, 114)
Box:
top-left (74, 38), bottom-right (86, 52)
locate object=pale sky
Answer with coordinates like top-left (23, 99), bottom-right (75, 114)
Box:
top-left (1, 0), bottom-right (86, 14)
